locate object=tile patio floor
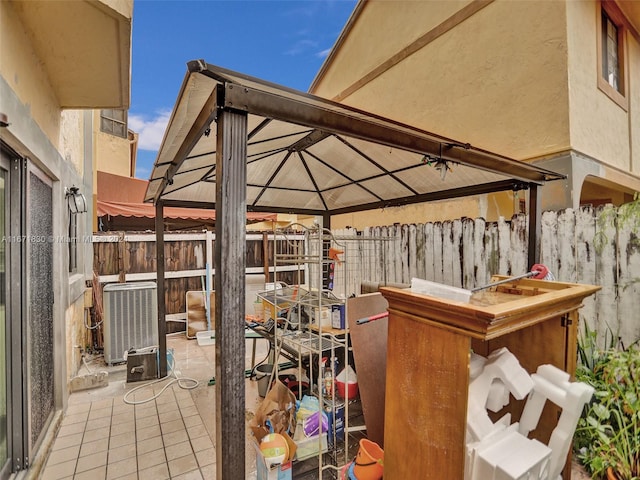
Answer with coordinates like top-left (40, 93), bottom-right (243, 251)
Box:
top-left (38, 333), bottom-right (269, 480)
top-left (36, 332), bottom-right (593, 480)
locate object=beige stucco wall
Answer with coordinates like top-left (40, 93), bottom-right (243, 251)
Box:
top-left (94, 110), bottom-right (133, 177)
top-left (314, 0), bottom-right (571, 161)
top-left (566, 0), bottom-right (638, 173)
top-left (0, 1), bottom-right (62, 147)
top-left (59, 111), bottom-right (85, 176)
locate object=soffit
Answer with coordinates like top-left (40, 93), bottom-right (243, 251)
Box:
top-left (144, 61), bottom-right (564, 215)
top-left (11, 0), bottom-right (132, 108)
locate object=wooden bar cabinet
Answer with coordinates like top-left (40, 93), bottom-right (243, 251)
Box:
top-left (380, 278), bottom-right (600, 480)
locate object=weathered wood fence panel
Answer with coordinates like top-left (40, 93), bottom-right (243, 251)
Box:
top-left (342, 202), bottom-right (639, 348)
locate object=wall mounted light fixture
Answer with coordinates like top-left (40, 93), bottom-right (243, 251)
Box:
top-left (66, 186), bottom-right (87, 214)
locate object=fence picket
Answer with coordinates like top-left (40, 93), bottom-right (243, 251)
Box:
top-left (616, 203), bottom-right (640, 345)
top-left (575, 206), bottom-right (597, 335)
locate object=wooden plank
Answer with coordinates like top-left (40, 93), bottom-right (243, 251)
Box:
top-left (442, 221), bottom-right (454, 285)
top-left (557, 209), bottom-right (577, 282)
top-left (462, 218), bottom-right (475, 290)
top-left (408, 224), bottom-right (417, 281)
top-left (594, 205), bottom-right (619, 346)
top-left (616, 202), bottom-right (640, 346)
top-left (393, 224), bottom-right (403, 283)
top-left (485, 221), bottom-right (499, 277)
top-left (575, 206), bottom-right (597, 335)
top-left (347, 293), bottom-right (389, 447)
top-left (540, 210), bottom-right (559, 278)
top-left (474, 218), bottom-right (488, 288)
top-left (452, 219), bottom-right (463, 288)
top-left (497, 217), bottom-right (511, 275)
top-left (433, 222), bottom-right (444, 283)
top-left (415, 223), bottom-right (426, 280)
top-left (423, 222), bottom-right (435, 282)
top-left (509, 213), bottom-right (528, 276)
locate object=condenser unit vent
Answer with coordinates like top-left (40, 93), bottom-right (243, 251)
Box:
top-left (103, 282), bottom-right (158, 364)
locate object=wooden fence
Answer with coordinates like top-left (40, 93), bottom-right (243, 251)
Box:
top-left (92, 202), bottom-right (639, 347)
top-left (340, 202), bottom-right (639, 349)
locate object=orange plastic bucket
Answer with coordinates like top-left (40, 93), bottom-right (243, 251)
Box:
top-left (353, 439), bottom-right (384, 480)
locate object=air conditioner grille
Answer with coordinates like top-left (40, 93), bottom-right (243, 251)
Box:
top-left (103, 282), bottom-right (158, 364)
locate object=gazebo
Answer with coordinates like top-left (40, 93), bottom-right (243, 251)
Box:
top-left (144, 60), bottom-right (564, 479)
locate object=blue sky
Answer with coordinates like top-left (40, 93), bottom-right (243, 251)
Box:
top-left (129, 0), bottom-right (357, 179)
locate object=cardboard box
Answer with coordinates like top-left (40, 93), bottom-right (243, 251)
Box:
top-left (307, 306), bottom-right (332, 327)
top-left (251, 427), bottom-right (297, 480)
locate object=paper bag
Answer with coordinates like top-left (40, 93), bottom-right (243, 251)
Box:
top-left (251, 379), bottom-right (297, 437)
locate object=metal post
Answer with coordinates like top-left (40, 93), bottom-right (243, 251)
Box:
top-left (215, 106), bottom-right (248, 479)
top-left (155, 201), bottom-right (167, 378)
top-left (528, 184), bottom-right (541, 267)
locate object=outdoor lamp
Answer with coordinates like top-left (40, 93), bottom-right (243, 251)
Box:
top-left (66, 186), bottom-right (87, 214)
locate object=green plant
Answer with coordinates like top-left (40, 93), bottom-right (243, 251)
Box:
top-left (574, 343), bottom-right (640, 480)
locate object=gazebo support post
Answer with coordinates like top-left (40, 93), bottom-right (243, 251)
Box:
top-left (528, 183), bottom-right (541, 267)
top-left (215, 105), bottom-right (248, 479)
top-left (155, 201), bottom-right (167, 378)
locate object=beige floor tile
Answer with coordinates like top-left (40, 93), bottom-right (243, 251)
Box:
top-left (165, 440), bottom-right (193, 461)
top-left (168, 453), bottom-right (199, 478)
top-left (56, 422), bottom-right (86, 437)
top-left (137, 447), bottom-right (166, 470)
top-left (83, 428), bottom-right (108, 443)
top-left (136, 424), bottom-right (161, 441)
top-left (163, 429), bottom-right (189, 447)
top-left (106, 457), bottom-right (137, 480)
top-left (183, 415), bottom-right (204, 428)
top-left (179, 405), bottom-right (199, 418)
top-left (73, 465), bottom-right (107, 480)
top-left (112, 402), bottom-right (135, 415)
top-left (160, 419), bottom-right (184, 435)
top-left (90, 398), bottom-right (114, 410)
top-left (135, 415), bottom-right (159, 429)
top-left (186, 424), bottom-right (208, 440)
top-left (51, 432), bottom-right (83, 451)
top-left (76, 450), bottom-right (108, 473)
top-left (111, 411), bottom-right (135, 426)
top-left (109, 431), bottom-right (136, 447)
top-left (195, 447), bottom-right (215, 467)
top-left (172, 468), bottom-right (204, 480)
top-left (156, 401), bottom-right (178, 414)
top-left (88, 406), bottom-right (113, 420)
top-left (46, 445), bottom-right (80, 466)
top-left (110, 421), bottom-right (135, 437)
top-left (199, 463), bottom-right (216, 479)
top-left (136, 436), bottom-right (164, 456)
top-left (108, 443), bottom-right (137, 463)
top-left (66, 403), bottom-right (91, 415)
top-left (155, 392), bottom-right (176, 405)
top-left (61, 411), bottom-right (89, 426)
top-left (158, 409), bottom-right (182, 423)
top-left (39, 459), bottom-right (77, 480)
top-left (191, 436), bottom-right (214, 453)
top-left (111, 473), bottom-right (137, 480)
top-left (85, 415), bottom-right (111, 431)
top-left (138, 462), bottom-right (170, 480)
top-left (79, 437), bottom-right (109, 457)
top-left (134, 405), bottom-right (157, 419)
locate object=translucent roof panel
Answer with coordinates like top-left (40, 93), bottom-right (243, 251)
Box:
top-left (144, 61), bottom-right (564, 213)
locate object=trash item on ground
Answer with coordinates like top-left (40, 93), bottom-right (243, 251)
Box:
top-left (250, 379), bottom-right (297, 437)
top-left (260, 433), bottom-right (289, 468)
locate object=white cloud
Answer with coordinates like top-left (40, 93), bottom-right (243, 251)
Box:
top-left (129, 110), bottom-right (171, 151)
top-left (316, 48), bottom-right (332, 59)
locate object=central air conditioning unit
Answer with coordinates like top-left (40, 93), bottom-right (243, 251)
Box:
top-left (103, 282), bottom-right (158, 364)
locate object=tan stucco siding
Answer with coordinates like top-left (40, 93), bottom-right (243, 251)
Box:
top-left (95, 126), bottom-right (133, 178)
top-left (59, 111), bottom-right (85, 176)
top-left (629, 35), bottom-right (640, 177)
top-left (314, 0), bottom-right (471, 98)
top-left (0, 1), bottom-right (61, 145)
top-left (566, 0), bottom-right (636, 172)
top-left (315, 0), bottom-right (571, 161)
